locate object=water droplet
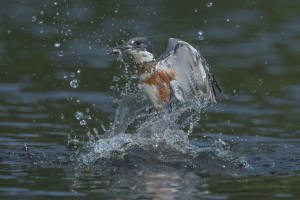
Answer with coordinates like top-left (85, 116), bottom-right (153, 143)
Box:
top-left (23, 143), bottom-right (28, 151)
top-left (80, 120), bottom-right (87, 126)
top-left (93, 128), bottom-right (99, 135)
top-left (58, 50), bottom-right (64, 57)
top-left (31, 16), bottom-right (37, 22)
top-left (70, 72), bottom-right (76, 78)
top-left (70, 79), bottom-right (79, 88)
top-left (206, 2), bottom-right (213, 7)
top-left (54, 42), bottom-right (61, 47)
top-left (114, 8), bottom-right (118, 13)
top-left (77, 69), bottom-right (81, 74)
top-left (112, 76), bottom-right (120, 82)
top-left (75, 111), bottom-right (83, 120)
top-left (226, 18), bottom-right (230, 22)
top-left (54, 2), bottom-right (58, 5)
top-left (60, 113), bottom-right (65, 119)
top-left (197, 31), bottom-right (205, 41)
top-left (63, 75), bottom-right (67, 79)
top-left (194, 8), bottom-right (198, 13)
top-left (271, 162), bottom-right (275, 167)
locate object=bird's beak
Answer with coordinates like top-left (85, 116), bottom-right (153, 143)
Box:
top-left (108, 44), bottom-right (133, 55)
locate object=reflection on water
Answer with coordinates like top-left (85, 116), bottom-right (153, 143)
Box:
top-left (0, 0), bottom-right (300, 199)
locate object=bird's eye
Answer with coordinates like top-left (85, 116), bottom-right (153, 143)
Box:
top-left (134, 41), bottom-right (141, 45)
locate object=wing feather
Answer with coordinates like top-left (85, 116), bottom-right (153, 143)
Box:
top-left (156, 38), bottom-right (222, 103)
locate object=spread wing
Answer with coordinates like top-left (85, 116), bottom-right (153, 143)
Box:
top-left (156, 38), bottom-right (222, 103)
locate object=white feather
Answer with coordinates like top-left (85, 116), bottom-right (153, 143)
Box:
top-left (131, 50), bottom-right (155, 64)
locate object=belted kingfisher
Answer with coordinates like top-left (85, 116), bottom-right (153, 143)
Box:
top-left (109, 37), bottom-right (222, 110)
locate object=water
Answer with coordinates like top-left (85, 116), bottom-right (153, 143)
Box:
top-left (197, 31), bottom-right (205, 41)
top-left (0, 0), bottom-right (300, 199)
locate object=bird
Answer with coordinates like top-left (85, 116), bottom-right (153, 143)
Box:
top-left (109, 37), bottom-right (222, 110)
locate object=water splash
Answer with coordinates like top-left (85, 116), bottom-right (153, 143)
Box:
top-left (75, 90), bottom-right (219, 165)
top-left (75, 111), bottom-right (83, 120)
top-left (73, 62), bottom-right (249, 171)
top-left (79, 120), bottom-right (87, 126)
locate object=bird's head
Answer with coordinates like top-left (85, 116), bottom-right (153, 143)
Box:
top-left (109, 37), bottom-right (155, 63)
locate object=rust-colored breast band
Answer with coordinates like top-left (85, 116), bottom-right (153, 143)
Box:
top-left (158, 85), bottom-right (169, 103)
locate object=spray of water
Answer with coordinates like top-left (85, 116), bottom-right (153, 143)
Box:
top-left (72, 61), bottom-right (249, 170)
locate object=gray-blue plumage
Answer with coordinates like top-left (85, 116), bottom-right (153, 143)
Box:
top-left (157, 38), bottom-right (221, 103)
top-left (110, 37), bottom-right (222, 107)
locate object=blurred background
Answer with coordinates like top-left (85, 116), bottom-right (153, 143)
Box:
top-left (0, 0), bottom-right (299, 199)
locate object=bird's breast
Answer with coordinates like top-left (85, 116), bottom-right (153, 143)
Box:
top-left (140, 68), bottom-right (176, 84)
top-left (140, 69), bottom-right (177, 107)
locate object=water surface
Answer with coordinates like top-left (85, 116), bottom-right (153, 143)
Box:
top-left (0, 0), bottom-right (299, 199)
